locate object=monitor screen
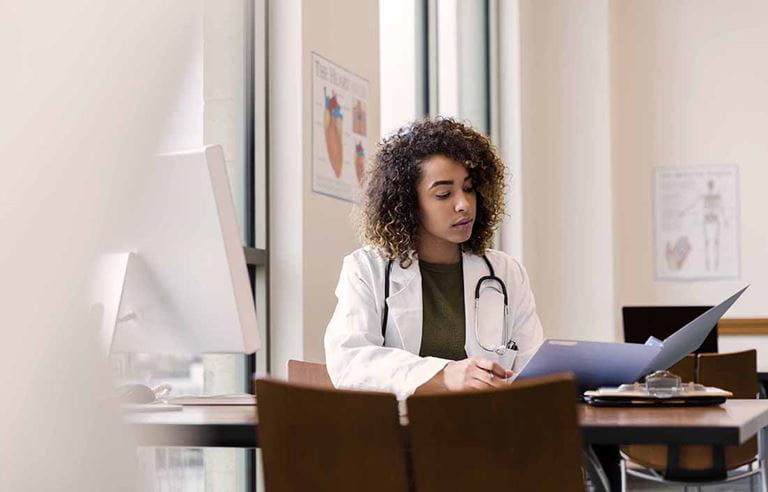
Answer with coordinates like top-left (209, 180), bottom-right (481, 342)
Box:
top-left (91, 145), bottom-right (260, 354)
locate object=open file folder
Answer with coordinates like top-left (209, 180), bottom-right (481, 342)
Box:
top-left (515, 286), bottom-right (748, 391)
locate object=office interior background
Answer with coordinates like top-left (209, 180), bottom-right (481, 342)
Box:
top-left (3, 0), bottom-right (768, 490)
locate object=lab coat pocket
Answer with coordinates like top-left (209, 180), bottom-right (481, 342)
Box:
top-left (499, 349), bottom-right (518, 372)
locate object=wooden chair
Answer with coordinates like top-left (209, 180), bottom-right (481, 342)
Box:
top-left (405, 373), bottom-right (584, 492)
top-left (621, 350), bottom-right (760, 489)
top-left (255, 378), bottom-right (409, 492)
top-left (286, 359), bottom-right (333, 388)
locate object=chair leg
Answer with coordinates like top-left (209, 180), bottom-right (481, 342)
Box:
top-left (762, 465), bottom-right (768, 492)
top-left (620, 458), bottom-right (627, 492)
top-left (760, 426), bottom-right (768, 492)
top-left (583, 446), bottom-right (611, 492)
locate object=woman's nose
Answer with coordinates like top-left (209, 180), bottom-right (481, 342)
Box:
top-left (455, 194), bottom-right (469, 212)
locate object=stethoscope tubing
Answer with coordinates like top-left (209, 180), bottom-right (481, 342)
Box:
top-left (381, 254), bottom-right (518, 354)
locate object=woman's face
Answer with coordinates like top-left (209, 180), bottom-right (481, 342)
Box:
top-left (416, 154), bottom-right (477, 249)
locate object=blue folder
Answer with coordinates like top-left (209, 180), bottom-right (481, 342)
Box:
top-left (516, 286), bottom-right (748, 391)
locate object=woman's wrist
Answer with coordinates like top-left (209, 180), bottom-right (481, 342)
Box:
top-left (414, 366), bottom-right (450, 394)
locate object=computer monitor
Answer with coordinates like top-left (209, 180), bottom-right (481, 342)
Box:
top-left (622, 306), bottom-right (718, 354)
top-left (89, 145), bottom-right (260, 354)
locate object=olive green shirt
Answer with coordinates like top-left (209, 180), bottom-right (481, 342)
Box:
top-left (418, 259), bottom-right (467, 361)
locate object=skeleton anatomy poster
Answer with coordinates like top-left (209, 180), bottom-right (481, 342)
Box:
top-left (311, 52), bottom-right (370, 202)
top-left (653, 165), bottom-right (740, 280)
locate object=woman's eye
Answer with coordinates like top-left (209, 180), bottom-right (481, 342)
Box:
top-left (436, 193), bottom-right (450, 199)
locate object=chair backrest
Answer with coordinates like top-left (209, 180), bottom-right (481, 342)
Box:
top-left (622, 305), bottom-right (718, 353)
top-left (698, 350), bottom-right (757, 398)
top-left (255, 378), bottom-right (409, 492)
top-left (622, 349), bottom-right (758, 475)
top-left (405, 373), bottom-right (583, 492)
top-left (668, 354), bottom-right (696, 382)
top-left (287, 359), bottom-right (334, 388)
top-left (698, 350), bottom-right (758, 468)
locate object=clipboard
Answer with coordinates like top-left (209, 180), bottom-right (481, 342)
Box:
top-left (583, 385), bottom-right (732, 407)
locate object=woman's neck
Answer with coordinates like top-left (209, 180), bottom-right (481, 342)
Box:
top-left (417, 237), bottom-right (461, 265)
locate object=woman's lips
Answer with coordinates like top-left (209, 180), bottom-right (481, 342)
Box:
top-left (452, 218), bottom-right (474, 229)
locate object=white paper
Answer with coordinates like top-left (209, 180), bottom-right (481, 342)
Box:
top-left (311, 52), bottom-right (370, 203)
top-left (653, 165), bottom-right (740, 280)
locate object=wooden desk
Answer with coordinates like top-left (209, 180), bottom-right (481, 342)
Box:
top-left (128, 406), bottom-right (258, 448)
top-left (127, 400), bottom-right (768, 449)
top-left (580, 400), bottom-right (768, 446)
top-left (128, 401), bottom-right (768, 492)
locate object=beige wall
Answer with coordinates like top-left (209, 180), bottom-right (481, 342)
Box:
top-left (610, 0), bottom-right (768, 367)
top-left (612, 0), bottom-right (768, 316)
top-left (270, 0), bottom-right (379, 374)
top-left (301, 0), bottom-right (380, 363)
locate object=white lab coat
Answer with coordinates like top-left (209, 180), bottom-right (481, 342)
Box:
top-left (324, 247), bottom-right (544, 400)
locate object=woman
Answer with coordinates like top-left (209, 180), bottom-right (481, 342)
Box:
top-left (324, 118), bottom-right (543, 400)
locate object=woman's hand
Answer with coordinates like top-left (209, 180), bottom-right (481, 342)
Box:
top-left (416, 357), bottom-right (513, 393)
top-left (443, 357), bottom-right (513, 390)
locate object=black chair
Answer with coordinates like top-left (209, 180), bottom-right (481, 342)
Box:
top-left (622, 306), bottom-right (717, 353)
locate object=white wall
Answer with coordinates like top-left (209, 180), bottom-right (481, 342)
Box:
top-left (0, 1), bottom-right (194, 489)
top-left (497, 0), bottom-right (524, 260)
top-left (380, 0), bottom-right (419, 137)
top-left (269, 0), bottom-right (305, 375)
top-left (270, 0), bottom-right (380, 375)
top-left (518, 0), bottom-right (615, 341)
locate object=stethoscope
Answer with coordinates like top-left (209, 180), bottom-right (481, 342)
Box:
top-left (380, 255), bottom-right (518, 355)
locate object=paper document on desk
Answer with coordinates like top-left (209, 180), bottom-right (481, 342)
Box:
top-left (644, 336), bottom-right (664, 348)
top-left (515, 286), bottom-right (747, 391)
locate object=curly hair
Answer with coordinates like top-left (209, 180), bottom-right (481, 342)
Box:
top-left (359, 117), bottom-right (506, 267)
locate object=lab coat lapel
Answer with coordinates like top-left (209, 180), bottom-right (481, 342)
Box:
top-left (385, 259), bottom-right (422, 354)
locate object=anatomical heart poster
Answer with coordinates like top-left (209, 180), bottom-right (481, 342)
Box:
top-left (311, 52), bottom-right (370, 202)
top-left (653, 165), bottom-right (740, 281)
